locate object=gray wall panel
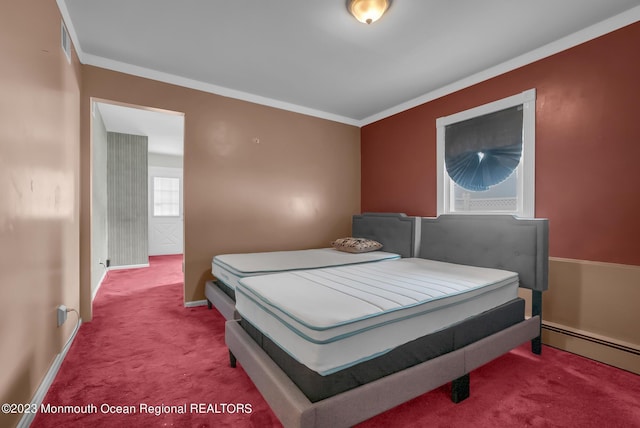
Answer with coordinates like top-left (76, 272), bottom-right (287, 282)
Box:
top-left (107, 132), bottom-right (148, 267)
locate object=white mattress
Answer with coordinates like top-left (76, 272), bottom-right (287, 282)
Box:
top-left (236, 258), bottom-right (519, 375)
top-left (212, 248), bottom-right (400, 290)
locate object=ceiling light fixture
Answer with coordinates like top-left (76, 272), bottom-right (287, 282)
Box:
top-left (347, 0), bottom-right (391, 25)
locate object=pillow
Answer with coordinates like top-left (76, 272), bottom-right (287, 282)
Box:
top-left (331, 237), bottom-right (383, 253)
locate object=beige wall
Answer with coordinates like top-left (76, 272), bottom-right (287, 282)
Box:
top-left (0, 1), bottom-right (81, 427)
top-left (542, 258), bottom-right (640, 374)
top-left (81, 67), bottom-right (361, 317)
top-left (0, 3), bottom-right (359, 423)
top-left (518, 258), bottom-right (640, 374)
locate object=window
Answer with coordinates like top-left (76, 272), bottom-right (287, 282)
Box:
top-left (153, 176), bottom-right (180, 217)
top-left (436, 89), bottom-right (536, 217)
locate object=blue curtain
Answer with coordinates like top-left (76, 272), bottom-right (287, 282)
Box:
top-left (445, 105), bottom-right (523, 192)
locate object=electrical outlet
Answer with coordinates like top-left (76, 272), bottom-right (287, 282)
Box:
top-left (106, 259), bottom-right (111, 268)
top-left (57, 305), bottom-right (67, 327)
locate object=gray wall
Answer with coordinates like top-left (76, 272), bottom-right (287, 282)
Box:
top-left (91, 106), bottom-right (109, 294)
top-left (107, 132), bottom-right (149, 267)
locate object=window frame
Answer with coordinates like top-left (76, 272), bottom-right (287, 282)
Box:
top-left (436, 88), bottom-right (536, 218)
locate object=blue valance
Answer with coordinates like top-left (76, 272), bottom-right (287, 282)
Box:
top-left (445, 105), bottom-right (523, 192)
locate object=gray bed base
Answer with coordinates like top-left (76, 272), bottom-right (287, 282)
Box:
top-left (205, 280), bottom-right (237, 320)
top-left (226, 316), bottom-right (539, 428)
top-left (206, 212), bottom-right (418, 320)
top-left (225, 215), bottom-right (549, 427)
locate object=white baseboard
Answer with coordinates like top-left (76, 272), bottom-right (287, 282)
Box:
top-left (108, 263), bottom-right (149, 270)
top-left (184, 299), bottom-right (207, 308)
top-left (92, 269), bottom-right (108, 301)
top-left (17, 318), bottom-right (83, 428)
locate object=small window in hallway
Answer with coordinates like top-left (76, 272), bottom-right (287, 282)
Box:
top-left (153, 176), bottom-right (180, 216)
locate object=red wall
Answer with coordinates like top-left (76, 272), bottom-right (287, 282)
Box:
top-left (361, 22), bottom-right (640, 266)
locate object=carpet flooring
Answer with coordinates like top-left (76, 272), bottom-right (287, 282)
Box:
top-left (32, 255), bottom-right (640, 427)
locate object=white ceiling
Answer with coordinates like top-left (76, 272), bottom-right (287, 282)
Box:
top-left (62, 1), bottom-right (640, 127)
top-left (96, 102), bottom-right (184, 156)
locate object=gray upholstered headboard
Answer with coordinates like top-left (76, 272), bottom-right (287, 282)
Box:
top-left (419, 215), bottom-right (548, 291)
top-left (352, 213), bottom-right (418, 258)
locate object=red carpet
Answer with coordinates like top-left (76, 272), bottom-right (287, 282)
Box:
top-left (33, 255), bottom-right (640, 427)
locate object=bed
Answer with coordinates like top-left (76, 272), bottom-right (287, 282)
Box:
top-left (225, 214), bottom-right (548, 427)
top-left (206, 212), bottom-right (418, 320)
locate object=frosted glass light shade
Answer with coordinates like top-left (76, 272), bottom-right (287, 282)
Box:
top-left (347, 0), bottom-right (391, 24)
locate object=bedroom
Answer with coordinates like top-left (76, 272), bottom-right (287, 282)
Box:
top-left (1, 1), bottom-right (639, 427)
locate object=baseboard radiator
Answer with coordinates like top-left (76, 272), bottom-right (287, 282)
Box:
top-left (542, 321), bottom-right (640, 374)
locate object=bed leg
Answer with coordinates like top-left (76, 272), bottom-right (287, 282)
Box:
top-left (451, 374), bottom-right (470, 403)
top-left (207, 299), bottom-right (212, 310)
top-left (229, 351), bottom-right (237, 368)
top-left (531, 290), bottom-right (543, 355)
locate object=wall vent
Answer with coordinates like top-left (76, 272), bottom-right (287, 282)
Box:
top-left (61, 20), bottom-right (71, 64)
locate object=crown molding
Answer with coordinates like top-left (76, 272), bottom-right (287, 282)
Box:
top-left (57, 1), bottom-right (640, 128)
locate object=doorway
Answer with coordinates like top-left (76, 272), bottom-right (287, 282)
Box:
top-left (90, 99), bottom-right (185, 299)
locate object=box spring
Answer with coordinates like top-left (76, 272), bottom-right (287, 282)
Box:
top-left (240, 297), bottom-right (525, 402)
top-left (215, 279), bottom-right (236, 301)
